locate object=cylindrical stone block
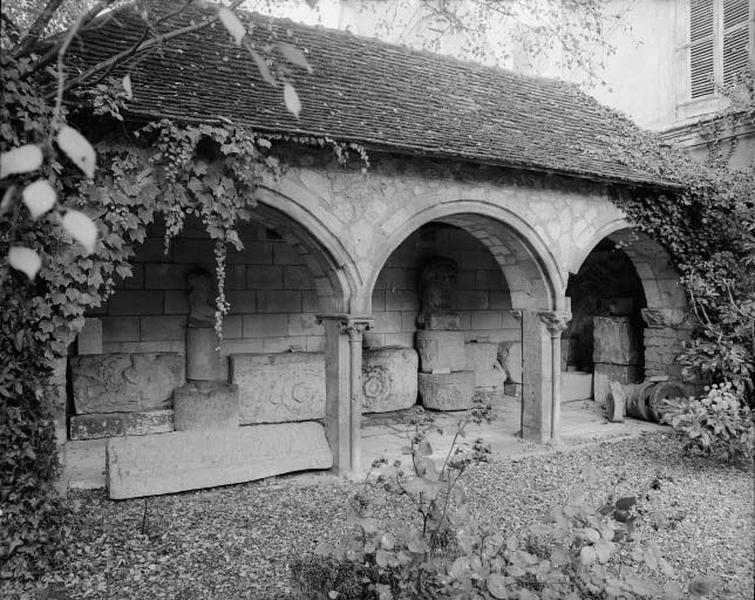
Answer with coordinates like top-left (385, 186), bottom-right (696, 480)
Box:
top-left (362, 347), bottom-right (418, 413)
top-left (173, 381), bottom-right (239, 430)
top-left (418, 370), bottom-right (474, 411)
top-left (415, 330), bottom-right (466, 373)
top-left (186, 326), bottom-right (221, 381)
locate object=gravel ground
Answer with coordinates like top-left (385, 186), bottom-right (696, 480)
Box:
top-left (4, 431), bottom-right (753, 599)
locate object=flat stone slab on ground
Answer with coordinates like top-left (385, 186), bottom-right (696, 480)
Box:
top-left (70, 352), bottom-right (184, 414)
top-left (70, 409), bottom-right (174, 440)
top-left (362, 347), bottom-right (418, 413)
top-left (106, 421), bottom-right (333, 499)
top-left (231, 352), bottom-right (325, 424)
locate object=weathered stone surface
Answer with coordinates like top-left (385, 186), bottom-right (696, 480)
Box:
top-left (592, 316), bottom-right (641, 365)
top-left (230, 352), bottom-right (325, 424)
top-left (425, 313), bottom-right (460, 330)
top-left (640, 308), bottom-right (693, 328)
top-left (465, 342), bottom-right (505, 388)
top-left (106, 422), bottom-right (333, 499)
top-left (77, 318), bottom-right (102, 355)
top-left (173, 381), bottom-right (239, 430)
top-left (415, 330), bottom-right (466, 373)
top-left (362, 347), bottom-right (418, 413)
top-left (606, 297), bottom-right (633, 316)
top-left (498, 341), bottom-right (523, 383)
top-left (419, 370), bottom-right (474, 411)
top-left (561, 371), bottom-right (593, 402)
top-left (417, 257), bottom-right (458, 328)
top-left (186, 326), bottom-right (221, 381)
top-left (70, 409), bottom-right (174, 440)
top-left (606, 381), bottom-right (627, 422)
top-left (71, 353), bottom-right (184, 414)
top-left (593, 362), bottom-right (642, 405)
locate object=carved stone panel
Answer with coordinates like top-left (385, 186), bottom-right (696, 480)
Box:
top-left (230, 352), bottom-right (326, 424)
top-left (592, 316), bottom-right (641, 365)
top-left (362, 347), bottom-right (418, 413)
top-left (69, 409), bottom-right (174, 440)
top-left (70, 353), bottom-right (184, 414)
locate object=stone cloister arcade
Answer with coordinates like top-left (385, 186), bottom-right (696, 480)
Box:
top-left (67, 158), bottom-right (691, 480)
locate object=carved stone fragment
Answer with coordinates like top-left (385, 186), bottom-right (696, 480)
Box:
top-left (419, 370), bottom-right (474, 411)
top-left (361, 347), bottom-right (418, 413)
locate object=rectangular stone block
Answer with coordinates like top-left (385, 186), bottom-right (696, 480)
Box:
top-left (385, 290), bottom-right (420, 311)
top-left (465, 342), bottom-right (505, 388)
top-left (284, 266), bottom-right (315, 290)
top-left (561, 371), bottom-right (593, 402)
top-left (70, 409), bottom-right (174, 440)
top-left (107, 291), bottom-right (163, 315)
top-left (77, 318), bottom-right (102, 355)
top-left (243, 314), bottom-right (287, 338)
top-left (593, 362), bottom-right (642, 405)
top-left (257, 290), bottom-right (302, 313)
top-left (71, 353), bottom-right (184, 414)
top-left (248, 265), bottom-right (283, 289)
top-left (593, 316), bottom-right (641, 365)
top-left (425, 313), bottom-right (460, 330)
top-left (106, 422), bottom-right (333, 499)
top-left (471, 311), bottom-right (503, 330)
top-left (139, 316), bottom-right (185, 342)
top-left (230, 352), bottom-right (326, 424)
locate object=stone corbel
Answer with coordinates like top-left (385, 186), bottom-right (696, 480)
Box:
top-left (641, 308), bottom-right (694, 329)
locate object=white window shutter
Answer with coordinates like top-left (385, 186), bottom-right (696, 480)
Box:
top-left (722, 0), bottom-right (751, 86)
top-left (690, 0), bottom-right (716, 98)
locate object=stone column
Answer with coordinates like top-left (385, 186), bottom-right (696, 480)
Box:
top-left (317, 314), bottom-right (373, 477)
top-left (520, 310), bottom-right (551, 443)
top-left (539, 311), bottom-right (571, 443)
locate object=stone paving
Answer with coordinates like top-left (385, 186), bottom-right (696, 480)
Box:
top-left (60, 396), bottom-right (663, 491)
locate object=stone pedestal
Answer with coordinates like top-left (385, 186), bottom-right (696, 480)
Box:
top-left (186, 326), bottom-right (221, 381)
top-left (70, 352), bottom-right (184, 414)
top-left (419, 371), bottom-right (474, 411)
top-left (561, 371), bottom-right (593, 402)
top-left (415, 329), bottom-right (466, 373)
top-left (362, 347), bottom-right (418, 413)
top-left (465, 342), bottom-right (505, 388)
top-left (173, 381), bottom-right (239, 430)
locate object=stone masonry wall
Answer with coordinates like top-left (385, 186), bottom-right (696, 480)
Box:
top-left (92, 218), bottom-right (326, 379)
top-left (366, 224), bottom-right (521, 348)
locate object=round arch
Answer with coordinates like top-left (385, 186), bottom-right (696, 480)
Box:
top-left (356, 200), bottom-right (565, 314)
top-left (255, 186), bottom-right (361, 313)
top-left (573, 219), bottom-right (687, 311)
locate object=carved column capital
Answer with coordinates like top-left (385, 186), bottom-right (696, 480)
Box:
top-left (317, 314), bottom-right (374, 340)
top-left (538, 311), bottom-right (572, 336)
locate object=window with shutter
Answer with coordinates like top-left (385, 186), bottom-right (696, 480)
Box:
top-left (687, 0), bottom-right (753, 100)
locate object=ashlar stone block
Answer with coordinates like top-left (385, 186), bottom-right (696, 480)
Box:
top-left (230, 352), bottom-right (325, 424)
top-left (71, 353), bottom-right (184, 414)
top-left (362, 347), bottom-right (418, 413)
top-left (415, 330), bottom-right (466, 373)
top-left (173, 381), bottom-right (239, 430)
top-left (419, 371), bottom-right (474, 411)
top-left (106, 421), bottom-right (333, 499)
top-left (70, 409), bottom-right (174, 440)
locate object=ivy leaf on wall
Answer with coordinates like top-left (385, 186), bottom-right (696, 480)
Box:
top-left (0, 145), bottom-right (43, 178)
top-left (22, 180), bottom-right (57, 220)
top-left (8, 246), bottom-right (42, 280)
top-left (56, 126), bottom-right (97, 178)
top-left (61, 210), bottom-right (98, 255)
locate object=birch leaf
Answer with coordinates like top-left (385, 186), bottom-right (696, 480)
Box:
top-left (283, 83), bottom-right (301, 118)
top-left (218, 7), bottom-right (245, 45)
top-left (8, 246), bottom-right (42, 280)
top-left (1, 145), bottom-right (43, 178)
top-left (62, 210), bottom-right (98, 255)
top-left (56, 126), bottom-right (96, 178)
top-left (22, 180), bottom-right (57, 220)
top-left (278, 42), bottom-right (313, 73)
top-left (122, 73), bottom-right (133, 100)
top-left (249, 48), bottom-right (277, 87)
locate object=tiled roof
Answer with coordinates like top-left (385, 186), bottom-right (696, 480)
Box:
top-left (65, 2), bottom-right (671, 187)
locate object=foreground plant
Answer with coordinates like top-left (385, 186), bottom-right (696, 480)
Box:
top-left (291, 408), bottom-right (709, 599)
top-left (661, 382), bottom-right (755, 465)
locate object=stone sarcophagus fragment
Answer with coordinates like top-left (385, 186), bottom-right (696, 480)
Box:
top-left (230, 352), bottom-right (326, 424)
top-left (362, 347), bottom-right (418, 413)
top-left (70, 352), bottom-right (184, 414)
top-left (418, 371), bottom-right (474, 411)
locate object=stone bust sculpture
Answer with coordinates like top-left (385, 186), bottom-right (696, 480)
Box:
top-left (186, 269), bottom-right (216, 327)
top-left (417, 257), bottom-right (458, 327)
